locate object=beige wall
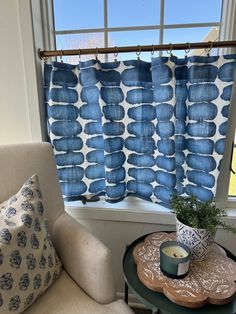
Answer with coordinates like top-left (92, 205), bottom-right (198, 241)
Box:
top-left (0, 0), bottom-right (43, 144)
top-left (0, 0), bottom-right (31, 144)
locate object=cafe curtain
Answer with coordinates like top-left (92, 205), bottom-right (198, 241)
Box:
top-left (44, 54), bottom-right (236, 207)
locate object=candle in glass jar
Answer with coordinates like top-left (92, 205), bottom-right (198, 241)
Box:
top-left (160, 241), bottom-right (191, 279)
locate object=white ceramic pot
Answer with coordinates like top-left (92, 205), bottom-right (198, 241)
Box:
top-left (175, 217), bottom-right (215, 261)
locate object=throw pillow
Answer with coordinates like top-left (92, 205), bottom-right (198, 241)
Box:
top-left (0, 174), bottom-right (62, 313)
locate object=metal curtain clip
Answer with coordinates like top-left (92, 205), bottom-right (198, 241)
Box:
top-left (206, 41), bottom-right (213, 57)
top-left (78, 49), bottom-right (81, 61)
top-left (185, 42), bottom-right (191, 59)
top-left (151, 44), bottom-right (155, 57)
top-left (136, 45), bottom-right (141, 60)
top-left (114, 46), bottom-right (118, 62)
top-left (95, 47), bottom-right (99, 61)
top-left (167, 43), bottom-right (173, 57)
top-left (42, 56), bottom-right (49, 64)
top-left (60, 49), bottom-right (63, 63)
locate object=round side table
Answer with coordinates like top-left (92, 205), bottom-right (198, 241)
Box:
top-left (123, 232), bottom-right (236, 314)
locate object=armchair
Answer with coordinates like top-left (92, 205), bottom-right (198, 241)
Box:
top-left (0, 143), bottom-right (134, 314)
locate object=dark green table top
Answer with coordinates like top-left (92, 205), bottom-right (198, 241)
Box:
top-left (123, 232), bottom-right (236, 314)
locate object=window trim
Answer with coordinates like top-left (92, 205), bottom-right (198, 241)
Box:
top-left (216, 0), bottom-right (236, 208)
top-left (215, 78), bottom-right (236, 209)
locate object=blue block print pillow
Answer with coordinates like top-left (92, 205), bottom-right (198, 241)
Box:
top-left (0, 175), bottom-right (62, 313)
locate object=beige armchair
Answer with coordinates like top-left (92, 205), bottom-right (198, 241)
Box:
top-left (0, 143), bottom-right (134, 314)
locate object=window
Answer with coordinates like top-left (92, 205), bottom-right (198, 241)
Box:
top-left (227, 121), bottom-right (236, 206)
top-left (53, 0), bottom-right (222, 62)
top-left (49, 0), bottom-right (236, 209)
top-left (229, 140), bottom-right (236, 197)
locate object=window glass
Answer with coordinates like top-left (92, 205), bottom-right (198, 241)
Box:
top-left (163, 27), bottom-right (219, 57)
top-left (164, 0), bottom-right (222, 24)
top-left (53, 0), bottom-right (104, 30)
top-left (56, 33), bottom-right (104, 63)
top-left (228, 138), bottom-right (236, 197)
top-left (108, 30), bottom-right (159, 61)
top-left (108, 0), bottom-right (160, 27)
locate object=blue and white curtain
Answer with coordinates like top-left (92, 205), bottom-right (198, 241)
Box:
top-left (44, 54), bottom-right (236, 207)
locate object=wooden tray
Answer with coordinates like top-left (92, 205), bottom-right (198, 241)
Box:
top-left (133, 232), bottom-right (236, 308)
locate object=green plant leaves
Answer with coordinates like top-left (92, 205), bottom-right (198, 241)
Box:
top-left (171, 195), bottom-right (236, 234)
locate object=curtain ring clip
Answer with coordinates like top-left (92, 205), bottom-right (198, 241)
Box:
top-left (151, 44), bottom-right (155, 56)
top-left (60, 49), bottom-right (63, 63)
top-left (42, 56), bottom-right (49, 64)
top-left (167, 43), bottom-right (173, 57)
top-left (185, 42), bottom-right (191, 59)
top-left (114, 46), bottom-right (118, 62)
top-left (136, 45), bottom-right (141, 60)
top-left (206, 41), bottom-right (213, 57)
top-left (78, 48), bottom-right (81, 61)
top-left (95, 47), bottom-right (99, 61)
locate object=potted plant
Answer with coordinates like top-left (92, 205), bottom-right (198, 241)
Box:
top-left (171, 195), bottom-right (236, 261)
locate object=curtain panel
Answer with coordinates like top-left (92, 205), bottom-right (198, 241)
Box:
top-left (44, 55), bottom-right (236, 207)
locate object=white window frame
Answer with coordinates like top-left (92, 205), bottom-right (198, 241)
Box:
top-left (216, 0), bottom-right (236, 209)
top-left (52, 0), bottom-right (221, 61)
top-left (42, 0), bottom-right (236, 211)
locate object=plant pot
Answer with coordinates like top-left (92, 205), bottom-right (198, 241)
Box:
top-left (175, 217), bottom-right (215, 261)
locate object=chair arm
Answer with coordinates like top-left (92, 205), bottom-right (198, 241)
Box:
top-left (52, 212), bottom-right (116, 304)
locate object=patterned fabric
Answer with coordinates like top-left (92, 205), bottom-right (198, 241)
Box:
top-left (44, 55), bottom-right (236, 207)
top-left (0, 175), bottom-right (62, 313)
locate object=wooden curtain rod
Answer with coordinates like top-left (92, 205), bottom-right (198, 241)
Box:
top-left (38, 40), bottom-right (236, 59)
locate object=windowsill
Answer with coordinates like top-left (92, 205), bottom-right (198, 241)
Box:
top-left (65, 197), bottom-right (175, 225)
top-left (225, 199), bottom-right (236, 218)
top-left (65, 197), bottom-right (236, 224)
top-left (226, 208), bottom-right (236, 218)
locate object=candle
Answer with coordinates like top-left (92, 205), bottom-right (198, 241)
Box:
top-left (162, 245), bottom-right (188, 259)
top-left (160, 241), bottom-right (191, 279)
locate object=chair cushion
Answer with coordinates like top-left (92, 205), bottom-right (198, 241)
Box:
top-left (0, 175), bottom-right (62, 313)
top-left (24, 270), bottom-right (134, 314)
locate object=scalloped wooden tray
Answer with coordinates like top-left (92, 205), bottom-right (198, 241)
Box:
top-left (133, 232), bottom-right (236, 308)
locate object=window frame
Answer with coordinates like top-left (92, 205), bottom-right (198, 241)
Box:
top-left (52, 0), bottom-right (221, 60)
top-left (216, 78), bottom-right (236, 209)
top-left (216, 0), bottom-right (236, 208)
top-left (45, 0), bottom-right (236, 210)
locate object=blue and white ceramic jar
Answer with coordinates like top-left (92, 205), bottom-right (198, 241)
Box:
top-left (175, 217), bottom-right (215, 261)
